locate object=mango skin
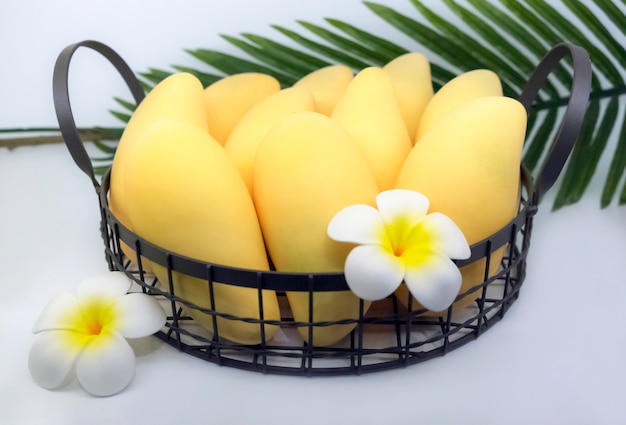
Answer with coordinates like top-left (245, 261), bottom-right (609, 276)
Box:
top-left (253, 111), bottom-right (379, 346)
top-left (331, 67), bottom-right (412, 191)
top-left (415, 69), bottom-right (502, 141)
top-left (122, 120), bottom-right (280, 344)
top-left (109, 73), bottom-right (209, 266)
top-left (395, 96), bottom-right (526, 312)
top-left (224, 87), bottom-right (315, 194)
top-left (204, 72), bottom-right (280, 145)
top-left (383, 53), bottom-right (434, 145)
top-left (293, 65), bottom-right (354, 115)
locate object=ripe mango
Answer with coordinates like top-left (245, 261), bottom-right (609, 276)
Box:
top-left (253, 111), bottom-right (379, 347)
top-left (395, 96), bottom-right (526, 312)
top-left (122, 120), bottom-right (280, 344)
top-left (109, 73), bottom-right (209, 266)
top-left (204, 72), bottom-right (280, 145)
top-left (224, 87), bottom-right (315, 193)
top-left (383, 53), bottom-right (434, 145)
top-left (331, 67), bottom-right (412, 191)
top-left (293, 65), bottom-right (354, 115)
top-left (415, 69), bottom-right (502, 141)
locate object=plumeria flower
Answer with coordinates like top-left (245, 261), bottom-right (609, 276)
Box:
top-left (328, 190), bottom-right (471, 311)
top-left (29, 271), bottom-right (166, 397)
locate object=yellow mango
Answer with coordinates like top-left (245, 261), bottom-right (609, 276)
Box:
top-left (395, 96), bottom-right (526, 312)
top-left (122, 120), bottom-right (279, 344)
top-left (293, 65), bottom-right (354, 115)
top-left (109, 73), bottom-right (209, 265)
top-left (383, 52), bottom-right (434, 145)
top-left (224, 87), bottom-right (315, 193)
top-left (415, 69), bottom-right (502, 141)
top-left (253, 111), bottom-right (379, 347)
top-left (204, 72), bottom-right (280, 145)
top-left (331, 67), bottom-right (412, 191)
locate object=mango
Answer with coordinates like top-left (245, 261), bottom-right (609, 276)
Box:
top-left (109, 73), bottom-right (209, 266)
top-left (204, 72), bottom-right (280, 145)
top-left (253, 111), bottom-right (379, 346)
top-left (122, 120), bottom-right (280, 344)
top-left (383, 53), bottom-right (434, 145)
top-left (293, 65), bottom-right (354, 115)
top-left (395, 96), bottom-right (526, 312)
top-left (331, 67), bottom-right (412, 191)
top-left (415, 69), bottom-right (502, 141)
top-left (224, 87), bottom-right (315, 193)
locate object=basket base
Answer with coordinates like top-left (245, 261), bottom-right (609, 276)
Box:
top-left (130, 257), bottom-right (522, 376)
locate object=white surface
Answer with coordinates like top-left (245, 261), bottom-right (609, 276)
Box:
top-left (1, 142), bottom-right (625, 424)
top-left (2, 1), bottom-right (626, 424)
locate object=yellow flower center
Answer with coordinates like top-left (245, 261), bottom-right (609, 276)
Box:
top-left (79, 297), bottom-right (116, 336)
top-left (382, 215), bottom-right (412, 254)
top-left (86, 321), bottom-right (104, 336)
top-left (383, 215), bottom-right (434, 265)
top-left (56, 296), bottom-right (119, 352)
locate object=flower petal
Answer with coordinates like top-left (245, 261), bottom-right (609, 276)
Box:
top-left (404, 253), bottom-right (462, 312)
top-left (115, 293), bottom-right (166, 339)
top-left (32, 292), bottom-right (81, 333)
top-left (344, 245), bottom-right (405, 301)
top-left (78, 271), bottom-right (132, 300)
top-left (29, 330), bottom-right (91, 389)
top-left (376, 190), bottom-right (429, 225)
top-left (328, 204), bottom-right (385, 245)
top-left (75, 331), bottom-right (136, 397)
top-left (412, 212), bottom-right (471, 260)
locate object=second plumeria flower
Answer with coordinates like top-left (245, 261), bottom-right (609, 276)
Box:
top-left (327, 189), bottom-right (471, 311)
top-left (28, 271), bottom-right (166, 397)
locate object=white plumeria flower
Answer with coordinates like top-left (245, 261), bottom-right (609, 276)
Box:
top-left (328, 190), bottom-right (471, 311)
top-left (29, 271), bottom-right (166, 397)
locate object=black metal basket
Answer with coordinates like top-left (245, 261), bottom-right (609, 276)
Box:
top-left (53, 40), bottom-right (592, 376)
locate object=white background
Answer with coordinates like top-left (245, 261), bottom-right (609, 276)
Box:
top-left (1, 0), bottom-right (424, 129)
top-left (1, 1), bottom-right (626, 424)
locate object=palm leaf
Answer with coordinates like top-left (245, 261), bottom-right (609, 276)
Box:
top-left (102, 0), bottom-right (626, 209)
top-left (603, 122), bottom-right (626, 207)
top-left (324, 18), bottom-right (409, 58)
top-left (271, 24), bottom-right (373, 70)
top-left (241, 33), bottom-right (332, 71)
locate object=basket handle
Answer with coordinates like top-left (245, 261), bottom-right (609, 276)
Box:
top-left (517, 42), bottom-right (592, 202)
top-left (52, 40), bottom-right (145, 190)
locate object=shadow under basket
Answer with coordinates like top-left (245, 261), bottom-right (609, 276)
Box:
top-left (53, 40), bottom-right (592, 376)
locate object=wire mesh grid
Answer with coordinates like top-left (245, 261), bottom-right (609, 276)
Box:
top-left (97, 167), bottom-right (536, 376)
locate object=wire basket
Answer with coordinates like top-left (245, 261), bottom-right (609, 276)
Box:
top-left (53, 40), bottom-right (592, 376)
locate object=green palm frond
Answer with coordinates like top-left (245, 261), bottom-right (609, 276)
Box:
top-left (104, 0), bottom-right (626, 210)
